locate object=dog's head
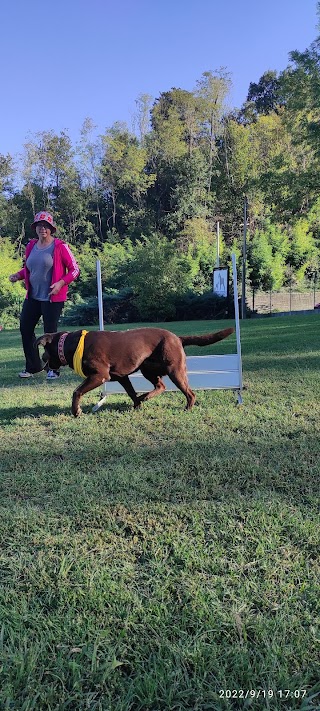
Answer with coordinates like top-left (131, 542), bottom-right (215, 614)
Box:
top-left (35, 332), bottom-right (62, 371)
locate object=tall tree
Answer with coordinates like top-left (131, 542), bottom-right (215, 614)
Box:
top-left (21, 130), bottom-right (74, 211)
top-left (195, 69), bottom-right (231, 199)
top-left (77, 118), bottom-right (104, 241)
top-left (278, 34), bottom-right (320, 212)
top-left (0, 153), bottom-right (16, 237)
top-left (101, 122), bottom-right (156, 235)
top-left (242, 70), bottom-right (281, 121)
top-left (133, 93), bottom-right (153, 144)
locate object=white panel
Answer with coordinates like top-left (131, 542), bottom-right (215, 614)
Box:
top-left (186, 354), bottom-right (239, 372)
top-left (105, 354), bottom-right (241, 394)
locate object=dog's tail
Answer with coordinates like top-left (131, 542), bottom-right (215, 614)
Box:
top-left (179, 327), bottom-right (234, 348)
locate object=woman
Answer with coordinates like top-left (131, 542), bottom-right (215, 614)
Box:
top-left (9, 211), bottom-right (80, 379)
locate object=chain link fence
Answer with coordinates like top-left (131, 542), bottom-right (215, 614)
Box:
top-left (246, 286), bottom-right (320, 315)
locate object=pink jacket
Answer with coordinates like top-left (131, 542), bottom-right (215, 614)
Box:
top-left (16, 238), bottom-right (80, 302)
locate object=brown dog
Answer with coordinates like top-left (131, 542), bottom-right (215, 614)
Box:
top-left (36, 326), bottom-right (234, 416)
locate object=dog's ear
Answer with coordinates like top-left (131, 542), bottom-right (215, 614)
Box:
top-left (35, 333), bottom-right (56, 347)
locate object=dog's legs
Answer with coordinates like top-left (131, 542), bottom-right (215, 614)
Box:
top-left (166, 368), bottom-right (196, 410)
top-left (116, 376), bottom-right (141, 408)
top-left (72, 374), bottom-right (108, 417)
top-left (135, 370), bottom-right (166, 405)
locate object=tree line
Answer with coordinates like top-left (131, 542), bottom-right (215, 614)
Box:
top-left (1, 19), bottom-right (320, 326)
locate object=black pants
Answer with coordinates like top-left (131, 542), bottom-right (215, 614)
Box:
top-left (20, 298), bottom-right (64, 373)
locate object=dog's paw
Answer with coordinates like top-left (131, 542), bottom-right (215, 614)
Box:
top-left (73, 407), bottom-right (82, 417)
top-left (136, 393), bottom-right (147, 405)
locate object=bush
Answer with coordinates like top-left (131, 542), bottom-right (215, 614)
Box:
top-left (0, 238), bottom-right (25, 327)
top-left (62, 289), bottom-right (242, 326)
top-left (61, 289), bottom-right (139, 327)
top-left (104, 288), bottom-right (139, 323)
top-left (62, 296), bottom-right (99, 326)
top-left (129, 234), bottom-right (194, 321)
top-left (175, 291), bottom-right (230, 320)
top-left (0, 306), bottom-right (21, 329)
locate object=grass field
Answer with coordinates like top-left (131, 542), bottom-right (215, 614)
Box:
top-left (0, 315), bottom-right (319, 710)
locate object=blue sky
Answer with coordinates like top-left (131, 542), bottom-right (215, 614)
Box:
top-left (1, 0), bottom-right (318, 157)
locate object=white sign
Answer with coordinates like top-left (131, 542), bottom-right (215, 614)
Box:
top-left (213, 268), bottom-right (228, 297)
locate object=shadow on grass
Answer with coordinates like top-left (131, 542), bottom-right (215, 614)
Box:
top-left (0, 404), bottom-right (72, 421)
top-left (0, 400), bottom-right (134, 423)
top-left (0, 423), bottom-right (318, 514)
top-left (0, 371), bottom-right (86, 392)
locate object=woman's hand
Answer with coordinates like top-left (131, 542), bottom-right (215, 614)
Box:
top-left (9, 273), bottom-right (19, 283)
top-left (49, 279), bottom-right (65, 297)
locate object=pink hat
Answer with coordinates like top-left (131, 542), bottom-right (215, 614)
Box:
top-left (31, 211), bottom-right (56, 233)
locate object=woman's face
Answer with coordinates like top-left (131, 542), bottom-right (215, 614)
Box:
top-left (36, 221), bottom-right (53, 239)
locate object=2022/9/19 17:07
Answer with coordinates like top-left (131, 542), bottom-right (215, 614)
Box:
top-left (219, 689), bottom-right (307, 699)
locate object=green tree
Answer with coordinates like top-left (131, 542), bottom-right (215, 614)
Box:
top-left (129, 233), bottom-right (194, 320)
top-left (286, 218), bottom-right (319, 283)
top-left (133, 93), bottom-right (153, 144)
top-left (242, 70), bottom-right (281, 121)
top-left (278, 34), bottom-right (320, 213)
top-left (195, 69), bottom-right (232, 198)
top-left (177, 217), bottom-right (218, 292)
top-left (0, 153), bottom-right (17, 239)
top-left (77, 118), bottom-right (104, 241)
top-left (149, 81), bottom-right (222, 235)
top-left (101, 122), bottom-right (156, 235)
top-left (0, 238), bottom-right (25, 326)
top-left (247, 227), bottom-right (285, 312)
top-left (22, 130), bottom-right (74, 210)
top-left (151, 87), bottom-right (202, 161)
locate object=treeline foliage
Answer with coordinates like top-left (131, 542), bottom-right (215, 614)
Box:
top-left (1, 26), bottom-right (320, 325)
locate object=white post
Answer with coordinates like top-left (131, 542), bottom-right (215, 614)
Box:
top-left (92, 260), bottom-right (108, 412)
top-left (97, 259), bottom-right (104, 331)
top-left (216, 221), bottom-right (220, 268)
top-left (232, 253), bottom-right (243, 399)
top-left (241, 197), bottom-right (248, 320)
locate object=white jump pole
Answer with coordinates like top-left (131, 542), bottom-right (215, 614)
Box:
top-left (232, 253), bottom-right (243, 403)
top-left (92, 260), bottom-right (108, 413)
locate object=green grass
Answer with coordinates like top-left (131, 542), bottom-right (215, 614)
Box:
top-left (0, 315), bottom-right (319, 710)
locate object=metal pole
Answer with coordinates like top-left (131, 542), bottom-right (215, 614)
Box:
top-left (97, 259), bottom-right (104, 331)
top-left (232, 253), bottom-right (243, 403)
top-left (216, 221), bottom-right (220, 268)
top-left (241, 197), bottom-right (247, 319)
top-left (289, 281), bottom-right (292, 314)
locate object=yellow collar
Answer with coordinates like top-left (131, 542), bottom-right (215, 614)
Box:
top-left (73, 330), bottom-right (88, 378)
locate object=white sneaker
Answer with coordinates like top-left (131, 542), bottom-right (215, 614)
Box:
top-left (18, 370), bottom-right (33, 378)
top-left (46, 369), bottom-right (60, 380)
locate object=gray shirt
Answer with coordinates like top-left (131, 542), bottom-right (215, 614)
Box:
top-left (26, 242), bottom-right (55, 301)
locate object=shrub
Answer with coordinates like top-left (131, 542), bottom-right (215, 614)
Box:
top-left (0, 238), bottom-right (25, 328)
top-left (61, 289), bottom-right (139, 326)
top-left (129, 233), bottom-right (194, 321)
top-left (175, 291), bottom-right (230, 320)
